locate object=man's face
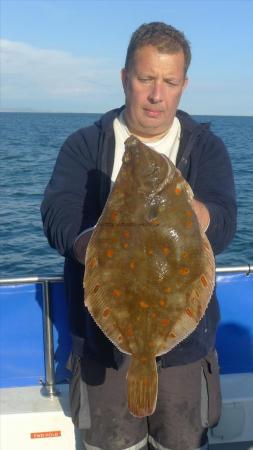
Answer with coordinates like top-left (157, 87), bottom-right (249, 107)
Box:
top-left (121, 45), bottom-right (188, 141)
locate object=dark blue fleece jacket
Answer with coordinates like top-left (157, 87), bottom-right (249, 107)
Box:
top-left (41, 107), bottom-right (237, 368)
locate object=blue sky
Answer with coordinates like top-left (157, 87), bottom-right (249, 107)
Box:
top-left (1, 0), bottom-right (253, 115)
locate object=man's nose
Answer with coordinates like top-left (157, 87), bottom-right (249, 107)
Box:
top-left (148, 81), bottom-right (164, 103)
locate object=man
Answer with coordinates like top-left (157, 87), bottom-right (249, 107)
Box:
top-left (41, 22), bottom-right (236, 450)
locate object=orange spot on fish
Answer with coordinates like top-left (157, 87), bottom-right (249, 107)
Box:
top-left (130, 260), bottom-right (136, 270)
top-left (148, 341), bottom-right (154, 347)
top-left (123, 230), bottom-right (130, 239)
top-left (103, 308), bottom-right (110, 318)
top-left (186, 307), bottom-right (193, 318)
top-left (111, 211), bottom-right (118, 221)
top-left (175, 185), bottom-right (182, 195)
top-left (141, 357), bottom-right (147, 364)
top-left (126, 326), bottom-right (134, 337)
top-left (163, 246), bottom-right (170, 256)
top-left (164, 287), bottom-right (172, 294)
top-left (159, 299), bottom-right (166, 307)
top-left (161, 319), bottom-right (169, 327)
top-left (152, 218), bottom-right (160, 225)
top-left (185, 210), bottom-right (193, 217)
top-left (152, 312), bottom-right (157, 318)
top-left (147, 248), bottom-right (153, 255)
top-left (123, 242), bottom-right (129, 249)
top-left (139, 301), bottom-right (149, 309)
top-left (112, 289), bottom-right (121, 298)
top-left (179, 267), bottom-right (190, 276)
top-left (185, 220), bottom-right (192, 228)
top-left (106, 248), bottom-right (114, 258)
top-left (93, 285), bottom-right (100, 293)
top-left (181, 251), bottom-right (188, 259)
top-left (200, 275), bottom-right (208, 287)
top-left (143, 377), bottom-right (148, 385)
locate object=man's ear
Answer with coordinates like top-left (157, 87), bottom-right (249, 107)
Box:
top-left (121, 68), bottom-right (128, 93)
top-left (183, 76), bottom-right (188, 91)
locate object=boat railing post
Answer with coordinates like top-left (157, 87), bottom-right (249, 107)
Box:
top-left (41, 279), bottom-right (60, 397)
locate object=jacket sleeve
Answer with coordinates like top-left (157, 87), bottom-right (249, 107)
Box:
top-left (40, 128), bottom-right (100, 258)
top-left (193, 132), bottom-right (237, 255)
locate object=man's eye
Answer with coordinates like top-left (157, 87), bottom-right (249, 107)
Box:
top-left (165, 80), bottom-right (179, 86)
top-left (138, 78), bottom-right (151, 83)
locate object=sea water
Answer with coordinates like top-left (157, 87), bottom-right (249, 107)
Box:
top-left (0, 112), bottom-right (252, 277)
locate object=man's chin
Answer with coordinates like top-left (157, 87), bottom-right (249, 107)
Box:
top-left (133, 126), bottom-right (169, 142)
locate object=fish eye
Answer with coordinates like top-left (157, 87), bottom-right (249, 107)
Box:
top-left (147, 164), bottom-right (160, 176)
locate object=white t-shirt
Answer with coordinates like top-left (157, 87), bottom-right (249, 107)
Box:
top-left (112, 110), bottom-right (181, 182)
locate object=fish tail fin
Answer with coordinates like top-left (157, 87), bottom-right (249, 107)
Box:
top-left (127, 355), bottom-right (158, 417)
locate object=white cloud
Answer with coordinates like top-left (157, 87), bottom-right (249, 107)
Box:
top-left (0, 39), bottom-right (123, 111)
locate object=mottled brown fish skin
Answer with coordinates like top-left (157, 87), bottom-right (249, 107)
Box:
top-left (84, 135), bottom-right (215, 418)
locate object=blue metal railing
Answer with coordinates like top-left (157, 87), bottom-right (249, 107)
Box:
top-left (0, 265), bottom-right (252, 393)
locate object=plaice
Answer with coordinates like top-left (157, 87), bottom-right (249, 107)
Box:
top-left (84, 135), bottom-right (215, 418)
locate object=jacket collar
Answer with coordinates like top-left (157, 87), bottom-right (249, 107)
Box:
top-left (95, 106), bottom-right (208, 135)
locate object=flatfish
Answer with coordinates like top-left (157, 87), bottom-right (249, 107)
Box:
top-left (84, 135), bottom-right (215, 417)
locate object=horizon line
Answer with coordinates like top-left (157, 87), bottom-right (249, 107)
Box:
top-left (0, 109), bottom-right (252, 118)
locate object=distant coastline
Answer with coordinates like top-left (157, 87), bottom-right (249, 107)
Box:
top-left (0, 108), bottom-right (102, 114)
top-left (0, 108), bottom-right (252, 117)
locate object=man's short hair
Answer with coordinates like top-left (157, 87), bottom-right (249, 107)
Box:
top-left (125, 22), bottom-right (191, 75)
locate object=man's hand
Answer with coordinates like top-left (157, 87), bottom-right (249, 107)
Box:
top-left (192, 199), bottom-right (210, 232)
top-left (73, 229), bottom-right (94, 264)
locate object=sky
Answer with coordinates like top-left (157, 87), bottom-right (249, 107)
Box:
top-left (1, 0), bottom-right (253, 115)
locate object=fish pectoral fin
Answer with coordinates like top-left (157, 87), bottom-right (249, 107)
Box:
top-left (127, 355), bottom-right (158, 418)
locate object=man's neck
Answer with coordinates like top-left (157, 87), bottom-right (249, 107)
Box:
top-left (122, 112), bottom-right (172, 143)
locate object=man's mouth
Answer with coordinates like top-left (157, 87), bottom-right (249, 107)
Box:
top-left (143, 109), bottom-right (162, 118)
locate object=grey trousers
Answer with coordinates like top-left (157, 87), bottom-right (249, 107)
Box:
top-left (68, 350), bottom-right (221, 450)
